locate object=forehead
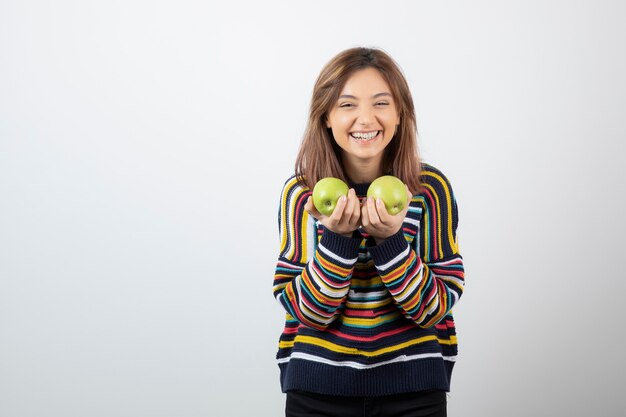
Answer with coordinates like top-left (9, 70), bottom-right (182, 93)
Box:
top-left (339, 67), bottom-right (392, 96)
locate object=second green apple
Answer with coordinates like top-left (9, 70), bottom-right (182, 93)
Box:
top-left (367, 175), bottom-right (408, 215)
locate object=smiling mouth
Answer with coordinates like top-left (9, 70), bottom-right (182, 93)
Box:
top-left (350, 131), bottom-right (380, 142)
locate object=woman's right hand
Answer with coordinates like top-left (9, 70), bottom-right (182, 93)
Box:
top-left (305, 188), bottom-right (361, 238)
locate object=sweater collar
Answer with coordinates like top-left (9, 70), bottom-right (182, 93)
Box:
top-left (349, 182), bottom-right (371, 198)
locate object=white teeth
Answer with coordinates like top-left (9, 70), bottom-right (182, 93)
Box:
top-left (351, 131), bottom-right (378, 140)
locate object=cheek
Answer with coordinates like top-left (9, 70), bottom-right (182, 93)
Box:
top-left (336, 113), bottom-right (353, 126)
top-left (380, 114), bottom-right (398, 129)
top-left (329, 126), bottom-right (346, 143)
top-left (330, 117), bottom-right (351, 134)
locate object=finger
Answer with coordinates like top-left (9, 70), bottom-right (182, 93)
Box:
top-left (338, 189), bottom-right (355, 223)
top-left (304, 195), bottom-right (313, 212)
top-left (360, 198), bottom-right (370, 228)
top-left (328, 194), bottom-right (348, 225)
top-left (405, 185), bottom-right (413, 201)
top-left (397, 185), bottom-right (412, 218)
top-left (375, 198), bottom-right (392, 225)
top-left (304, 196), bottom-right (322, 219)
top-left (405, 185), bottom-right (413, 209)
top-left (348, 189), bottom-right (361, 226)
top-left (367, 196), bottom-right (382, 226)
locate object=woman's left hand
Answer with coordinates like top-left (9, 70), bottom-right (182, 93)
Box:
top-left (360, 186), bottom-right (413, 244)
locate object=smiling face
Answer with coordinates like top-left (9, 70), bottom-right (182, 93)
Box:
top-left (325, 67), bottom-right (400, 177)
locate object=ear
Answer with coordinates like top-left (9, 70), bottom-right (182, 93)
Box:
top-left (325, 117), bottom-right (331, 129)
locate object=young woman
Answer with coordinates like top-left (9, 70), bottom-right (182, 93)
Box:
top-left (273, 47), bottom-right (465, 417)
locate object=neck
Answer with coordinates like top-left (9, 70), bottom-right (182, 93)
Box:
top-left (342, 154), bottom-right (383, 184)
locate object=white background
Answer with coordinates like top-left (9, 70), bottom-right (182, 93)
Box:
top-left (1, 1), bottom-right (625, 416)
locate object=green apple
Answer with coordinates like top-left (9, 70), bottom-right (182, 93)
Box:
top-left (367, 175), bottom-right (408, 215)
top-left (312, 177), bottom-right (349, 216)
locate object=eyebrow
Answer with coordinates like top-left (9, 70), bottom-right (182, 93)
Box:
top-left (338, 92), bottom-right (393, 100)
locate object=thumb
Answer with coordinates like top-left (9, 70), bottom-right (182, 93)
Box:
top-left (304, 196), bottom-right (322, 220)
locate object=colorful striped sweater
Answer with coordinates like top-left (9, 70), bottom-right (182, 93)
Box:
top-left (273, 163), bottom-right (465, 396)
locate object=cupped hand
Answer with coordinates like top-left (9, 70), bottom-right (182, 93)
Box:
top-left (361, 186), bottom-right (413, 244)
top-left (305, 188), bottom-right (361, 238)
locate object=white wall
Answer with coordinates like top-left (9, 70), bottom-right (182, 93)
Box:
top-left (1, 1), bottom-right (625, 416)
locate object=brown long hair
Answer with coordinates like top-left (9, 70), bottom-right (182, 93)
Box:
top-left (295, 47), bottom-right (422, 194)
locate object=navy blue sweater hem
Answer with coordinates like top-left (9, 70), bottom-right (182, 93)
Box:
top-left (279, 358), bottom-right (453, 397)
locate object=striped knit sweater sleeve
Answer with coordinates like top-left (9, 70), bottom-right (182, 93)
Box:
top-left (272, 176), bottom-right (362, 330)
top-left (368, 165), bottom-right (464, 328)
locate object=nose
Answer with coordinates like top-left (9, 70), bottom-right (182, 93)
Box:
top-left (356, 107), bottom-right (374, 126)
